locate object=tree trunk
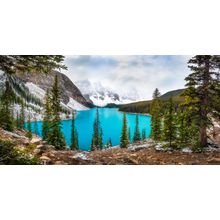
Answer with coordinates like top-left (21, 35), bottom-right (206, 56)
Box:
top-left (199, 127), bottom-right (207, 148)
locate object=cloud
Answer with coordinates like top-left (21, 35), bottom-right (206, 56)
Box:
top-left (63, 55), bottom-right (191, 99)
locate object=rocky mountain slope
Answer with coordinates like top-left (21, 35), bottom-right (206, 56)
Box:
top-left (76, 80), bottom-right (140, 107)
top-left (16, 70), bottom-right (93, 108)
top-left (0, 70), bottom-right (93, 120)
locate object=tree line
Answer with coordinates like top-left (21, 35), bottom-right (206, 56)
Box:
top-left (150, 56), bottom-right (220, 150)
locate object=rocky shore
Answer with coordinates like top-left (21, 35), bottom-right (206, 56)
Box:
top-left (1, 128), bottom-right (220, 165)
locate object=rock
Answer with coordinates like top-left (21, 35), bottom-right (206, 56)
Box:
top-left (71, 152), bottom-right (88, 160)
top-left (40, 156), bottom-right (51, 165)
top-left (33, 149), bottom-right (42, 155)
top-left (207, 158), bottom-right (220, 164)
top-left (30, 137), bottom-right (42, 145)
top-left (54, 161), bottom-right (68, 165)
top-left (128, 143), bottom-right (151, 152)
top-left (3, 130), bottom-right (28, 140)
top-left (36, 144), bottom-right (55, 151)
top-left (182, 147), bottom-right (192, 153)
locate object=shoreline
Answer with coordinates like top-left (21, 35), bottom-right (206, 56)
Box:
top-left (118, 109), bottom-right (151, 116)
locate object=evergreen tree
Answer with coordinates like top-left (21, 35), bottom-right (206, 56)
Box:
top-left (26, 115), bottom-right (33, 140)
top-left (70, 111), bottom-right (79, 150)
top-left (127, 127), bottom-right (131, 143)
top-left (91, 109), bottom-right (103, 151)
top-left (153, 88), bottom-right (161, 99)
top-left (20, 102), bottom-right (25, 130)
top-left (120, 113), bottom-right (129, 148)
top-left (133, 115), bottom-right (141, 142)
top-left (142, 128), bottom-right (146, 141)
top-left (42, 89), bottom-right (52, 141)
top-left (98, 128), bottom-right (103, 149)
top-left (177, 108), bottom-right (189, 145)
top-left (0, 55), bottom-right (66, 75)
top-left (47, 76), bottom-right (66, 150)
top-left (183, 55), bottom-right (220, 148)
top-left (150, 89), bottom-right (162, 141)
top-left (16, 111), bottom-right (21, 129)
top-left (33, 115), bottom-right (39, 136)
top-left (0, 81), bottom-right (14, 131)
top-left (162, 97), bottom-right (177, 148)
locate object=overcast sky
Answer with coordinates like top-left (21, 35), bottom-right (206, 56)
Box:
top-left (63, 55), bottom-right (191, 100)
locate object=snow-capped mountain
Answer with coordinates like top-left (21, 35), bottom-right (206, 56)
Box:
top-left (75, 80), bottom-right (140, 107)
top-left (0, 70), bottom-right (91, 120)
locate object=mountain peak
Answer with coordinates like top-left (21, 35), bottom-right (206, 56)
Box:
top-left (75, 79), bottom-right (140, 107)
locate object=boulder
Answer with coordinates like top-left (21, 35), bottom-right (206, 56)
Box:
top-left (40, 156), bottom-right (51, 165)
top-left (30, 137), bottom-right (42, 145)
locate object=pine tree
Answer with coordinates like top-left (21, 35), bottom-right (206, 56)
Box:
top-left (120, 113), bottom-right (129, 148)
top-left (42, 89), bottom-right (52, 141)
top-left (91, 109), bottom-right (103, 151)
top-left (0, 55), bottom-right (66, 75)
top-left (26, 114), bottom-right (33, 140)
top-left (33, 115), bottom-right (39, 136)
top-left (20, 102), bottom-right (25, 130)
top-left (70, 111), bottom-right (79, 150)
top-left (127, 127), bottom-right (131, 143)
top-left (0, 81), bottom-right (14, 131)
top-left (133, 115), bottom-right (141, 142)
top-left (162, 97), bottom-right (177, 148)
top-left (98, 128), bottom-right (103, 150)
top-left (47, 76), bottom-right (66, 150)
top-left (142, 128), bottom-right (146, 141)
top-left (183, 55), bottom-right (220, 148)
top-left (177, 108), bottom-right (189, 145)
top-left (16, 111), bottom-right (21, 129)
top-left (153, 88), bottom-right (161, 99)
top-left (150, 89), bottom-right (162, 141)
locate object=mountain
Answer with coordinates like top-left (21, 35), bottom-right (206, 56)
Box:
top-left (160, 89), bottom-right (185, 100)
top-left (0, 70), bottom-right (93, 120)
top-left (75, 80), bottom-right (140, 107)
top-left (118, 89), bottom-right (185, 113)
top-left (16, 70), bottom-right (93, 108)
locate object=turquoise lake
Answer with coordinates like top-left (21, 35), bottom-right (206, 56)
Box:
top-left (30, 108), bottom-right (151, 151)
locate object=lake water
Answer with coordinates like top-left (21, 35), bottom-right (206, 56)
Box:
top-left (30, 108), bottom-right (151, 151)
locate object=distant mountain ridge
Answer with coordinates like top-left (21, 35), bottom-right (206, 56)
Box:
top-left (118, 88), bottom-right (185, 113)
top-left (160, 89), bottom-right (185, 100)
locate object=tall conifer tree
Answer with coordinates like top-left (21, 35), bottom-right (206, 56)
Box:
top-left (91, 108), bottom-right (103, 151)
top-left (70, 111), bottom-right (79, 150)
top-left (150, 88), bottom-right (162, 141)
top-left (20, 102), bottom-right (25, 130)
top-left (183, 55), bottom-right (220, 148)
top-left (162, 97), bottom-right (177, 148)
top-left (120, 113), bottom-right (129, 148)
top-left (133, 115), bottom-right (141, 142)
top-left (42, 89), bottom-right (52, 141)
top-left (0, 81), bottom-right (14, 131)
top-left (26, 114), bottom-right (33, 140)
top-left (47, 76), bottom-right (66, 149)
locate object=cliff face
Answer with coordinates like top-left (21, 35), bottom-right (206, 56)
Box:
top-left (16, 70), bottom-right (93, 108)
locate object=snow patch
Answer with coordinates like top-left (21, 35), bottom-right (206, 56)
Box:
top-left (25, 82), bottom-right (45, 99)
top-left (67, 98), bottom-right (89, 111)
